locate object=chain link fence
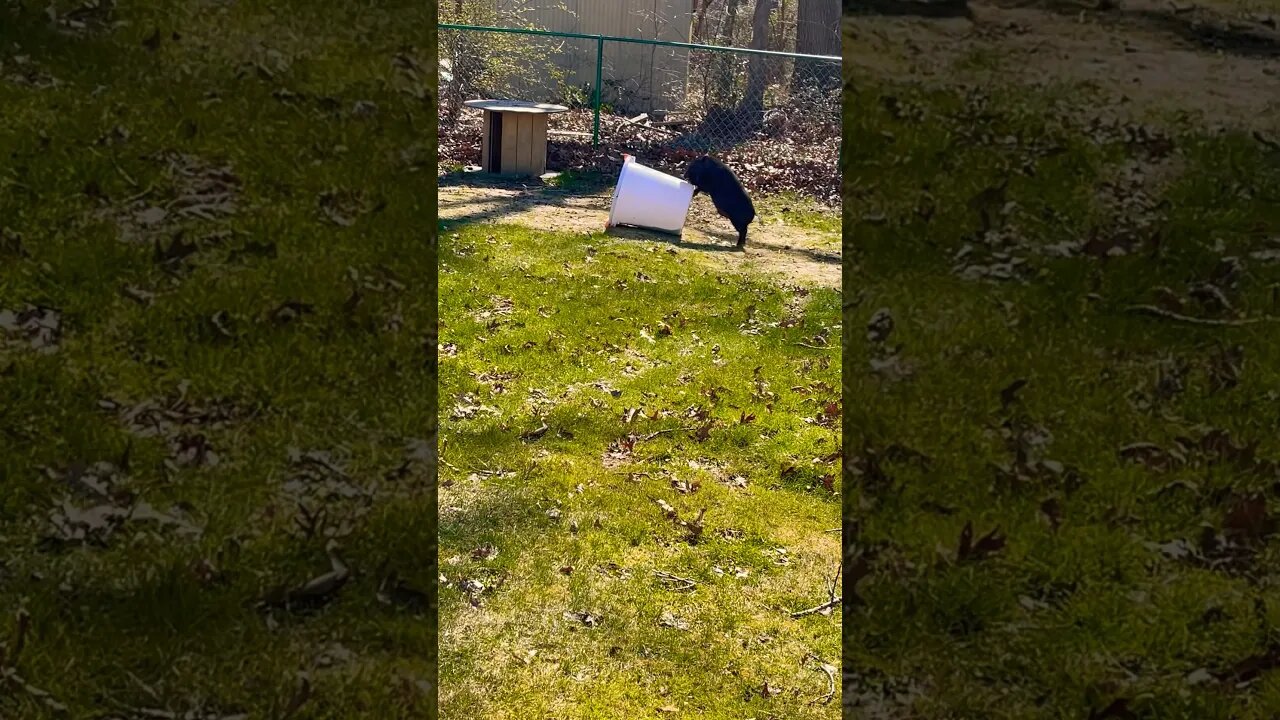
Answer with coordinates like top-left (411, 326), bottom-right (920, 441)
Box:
top-left (439, 24), bottom-right (841, 204)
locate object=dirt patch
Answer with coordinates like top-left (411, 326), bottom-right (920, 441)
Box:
top-left (438, 179), bottom-right (841, 289)
top-left (846, 0), bottom-right (1280, 130)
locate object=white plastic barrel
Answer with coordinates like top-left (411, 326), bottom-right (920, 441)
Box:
top-left (607, 155), bottom-right (695, 234)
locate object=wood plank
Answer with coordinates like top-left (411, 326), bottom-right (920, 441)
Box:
top-left (621, 114), bottom-right (679, 136)
top-left (516, 113), bottom-right (534, 175)
top-left (480, 111), bottom-right (491, 171)
top-left (500, 111), bottom-right (517, 174)
top-left (532, 114), bottom-right (549, 176)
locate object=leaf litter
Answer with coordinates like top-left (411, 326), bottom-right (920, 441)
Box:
top-left (0, 305), bottom-right (62, 353)
top-left (280, 448), bottom-right (373, 540)
top-left (100, 384), bottom-right (242, 473)
top-left (317, 188), bottom-right (376, 227)
top-left (441, 105), bottom-right (840, 205)
top-left (39, 461), bottom-right (202, 550)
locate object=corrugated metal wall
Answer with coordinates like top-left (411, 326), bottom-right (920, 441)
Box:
top-left (493, 0), bottom-right (693, 113)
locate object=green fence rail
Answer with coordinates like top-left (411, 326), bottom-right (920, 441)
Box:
top-left (438, 23), bottom-right (841, 146)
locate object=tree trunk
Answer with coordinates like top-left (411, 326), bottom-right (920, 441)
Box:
top-left (692, 0), bottom-right (715, 43)
top-left (711, 0), bottom-right (740, 106)
top-left (724, 0), bottom-right (740, 42)
top-left (791, 0), bottom-right (840, 94)
top-left (736, 0), bottom-right (776, 128)
top-left (795, 0), bottom-right (839, 55)
top-left (771, 0), bottom-right (788, 52)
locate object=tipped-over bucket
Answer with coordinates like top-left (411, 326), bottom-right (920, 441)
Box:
top-left (607, 155), bottom-right (695, 235)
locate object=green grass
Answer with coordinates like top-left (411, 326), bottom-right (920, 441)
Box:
top-left (845, 66), bottom-right (1280, 717)
top-left (754, 192), bottom-right (842, 234)
top-left (1, 2), bottom-right (437, 718)
top-left (438, 224), bottom-right (842, 719)
top-left (543, 169), bottom-right (614, 193)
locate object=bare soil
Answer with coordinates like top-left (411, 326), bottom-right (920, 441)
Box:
top-left (438, 178), bottom-right (841, 289)
top-left (847, 0), bottom-right (1280, 130)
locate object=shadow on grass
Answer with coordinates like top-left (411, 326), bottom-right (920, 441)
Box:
top-left (847, 0), bottom-right (975, 19)
top-left (438, 172), bottom-right (552, 190)
top-left (436, 194), bottom-right (583, 231)
top-left (849, 0), bottom-right (1280, 59)
top-left (1131, 7), bottom-right (1280, 58)
top-left (1008, 0), bottom-right (1280, 59)
top-left (441, 184), bottom-right (843, 269)
top-left (605, 225), bottom-right (744, 253)
top-left (437, 172), bottom-right (609, 231)
top-left (0, 5), bottom-right (138, 81)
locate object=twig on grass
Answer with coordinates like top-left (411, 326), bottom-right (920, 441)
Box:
top-left (1254, 130), bottom-right (1280, 152)
top-left (113, 158), bottom-right (140, 189)
top-left (123, 182), bottom-right (156, 205)
top-left (794, 342), bottom-right (837, 350)
top-left (1, 670), bottom-right (69, 715)
top-left (790, 596), bottom-right (841, 618)
top-left (8, 609), bottom-right (28, 665)
top-left (653, 570), bottom-right (697, 592)
top-left (814, 663), bottom-right (836, 705)
top-left (1125, 305), bottom-right (1280, 326)
top-left (640, 427), bottom-right (691, 442)
top-left (1, 610), bottom-right (67, 715)
top-left (803, 653), bottom-right (837, 706)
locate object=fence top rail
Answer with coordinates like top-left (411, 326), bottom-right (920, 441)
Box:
top-left (438, 23), bottom-right (841, 63)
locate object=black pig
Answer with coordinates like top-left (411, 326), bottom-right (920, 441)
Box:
top-left (684, 156), bottom-right (756, 248)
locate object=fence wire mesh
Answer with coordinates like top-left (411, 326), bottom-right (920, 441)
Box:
top-left (438, 26), bottom-right (841, 205)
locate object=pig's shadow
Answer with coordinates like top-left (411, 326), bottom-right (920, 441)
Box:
top-left (605, 225), bottom-right (743, 253)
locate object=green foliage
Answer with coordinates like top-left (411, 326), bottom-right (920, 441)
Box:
top-left (439, 0), bottom-right (568, 118)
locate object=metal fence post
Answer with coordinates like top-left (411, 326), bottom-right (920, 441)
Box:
top-left (593, 35), bottom-right (603, 146)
